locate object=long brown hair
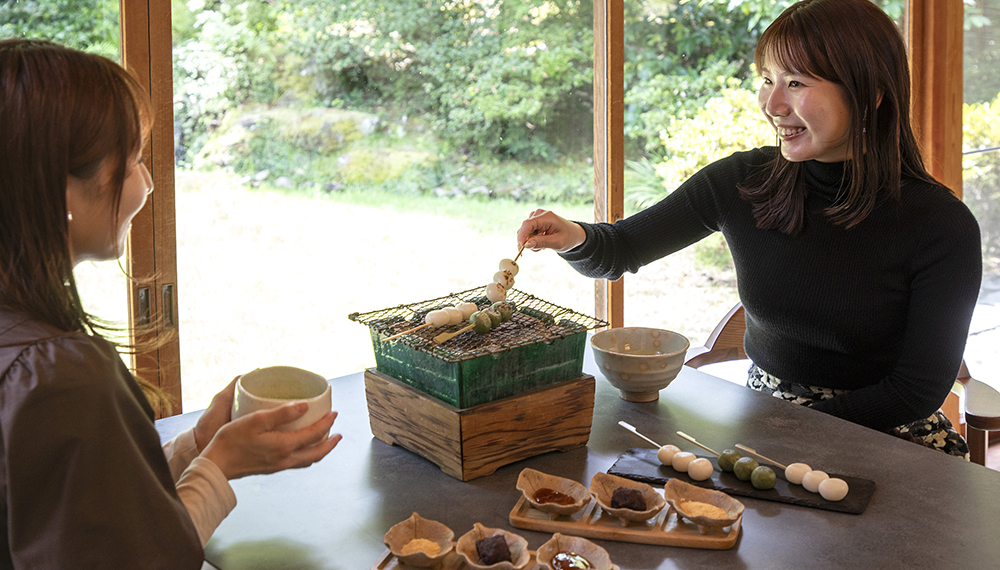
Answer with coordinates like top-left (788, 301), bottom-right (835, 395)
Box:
top-left (739, 0), bottom-right (936, 234)
top-left (0, 39), bottom-right (165, 406)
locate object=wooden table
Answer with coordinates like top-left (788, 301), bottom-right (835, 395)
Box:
top-left (157, 352), bottom-right (1000, 569)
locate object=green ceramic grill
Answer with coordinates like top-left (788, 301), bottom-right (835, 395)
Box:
top-left (349, 286), bottom-right (607, 408)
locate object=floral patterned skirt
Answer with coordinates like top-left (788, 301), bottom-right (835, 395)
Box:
top-left (747, 364), bottom-right (970, 460)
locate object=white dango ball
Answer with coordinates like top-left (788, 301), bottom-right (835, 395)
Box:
top-left (499, 258), bottom-right (519, 277)
top-left (784, 463), bottom-right (812, 485)
top-left (493, 270), bottom-right (515, 290)
top-left (444, 307), bottom-right (465, 326)
top-left (818, 477), bottom-right (849, 502)
top-left (801, 470), bottom-right (830, 493)
top-left (486, 282), bottom-right (507, 302)
top-left (656, 444), bottom-right (681, 466)
top-left (425, 310), bottom-right (450, 328)
top-left (671, 451), bottom-right (696, 473)
top-left (687, 458), bottom-right (714, 481)
top-left (456, 302), bottom-right (478, 320)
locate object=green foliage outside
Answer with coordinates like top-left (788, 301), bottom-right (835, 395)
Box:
top-left (0, 0), bottom-right (120, 60)
top-left (964, 93), bottom-right (1000, 272)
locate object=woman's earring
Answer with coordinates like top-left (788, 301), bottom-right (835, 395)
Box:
top-left (67, 211), bottom-right (73, 222)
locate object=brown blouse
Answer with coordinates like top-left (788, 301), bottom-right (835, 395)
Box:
top-left (0, 311), bottom-right (203, 569)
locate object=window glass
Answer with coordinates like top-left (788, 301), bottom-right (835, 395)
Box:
top-left (0, 1), bottom-right (130, 329)
top-left (172, 0), bottom-right (595, 409)
top-left (962, 0), bottom-right (1000, 386)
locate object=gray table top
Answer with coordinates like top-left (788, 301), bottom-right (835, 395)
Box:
top-left (157, 355), bottom-right (1000, 569)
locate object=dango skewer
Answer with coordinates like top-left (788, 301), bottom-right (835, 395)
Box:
top-left (676, 431), bottom-right (720, 456)
top-left (735, 444), bottom-right (787, 470)
top-left (381, 309), bottom-right (450, 342)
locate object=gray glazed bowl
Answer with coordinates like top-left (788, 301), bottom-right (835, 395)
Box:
top-left (590, 327), bottom-right (689, 402)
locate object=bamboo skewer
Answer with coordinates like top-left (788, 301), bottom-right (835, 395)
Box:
top-left (381, 322), bottom-right (433, 342)
top-left (735, 444), bottom-right (787, 470)
top-left (675, 431), bottom-right (720, 457)
top-left (512, 231), bottom-right (537, 264)
top-left (433, 323), bottom-right (474, 344)
top-left (617, 421), bottom-right (663, 448)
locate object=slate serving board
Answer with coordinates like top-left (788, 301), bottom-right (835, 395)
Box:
top-left (608, 448), bottom-right (875, 515)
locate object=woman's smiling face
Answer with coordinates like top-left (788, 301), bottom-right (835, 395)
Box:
top-left (758, 55), bottom-right (853, 163)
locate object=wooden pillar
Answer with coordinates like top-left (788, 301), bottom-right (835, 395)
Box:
top-left (593, 0), bottom-right (625, 329)
top-left (907, 0), bottom-right (964, 198)
top-left (121, 0), bottom-right (182, 416)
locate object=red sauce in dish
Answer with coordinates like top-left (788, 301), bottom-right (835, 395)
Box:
top-left (533, 488), bottom-right (577, 505)
top-left (551, 552), bottom-right (593, 570)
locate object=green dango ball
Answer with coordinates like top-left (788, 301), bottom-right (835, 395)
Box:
top-left (717, 449), bottom-right (742, 473)
top-left (470, 311), bottom-right (493, 334)
top-left (491, 301), bottom-right (514, 322)
top-left (733, 457), bottom-right (759, 481)
top-left (484, 308), bottom-right (502, 328)
top-left (750, 466), bottom-right (777, 490)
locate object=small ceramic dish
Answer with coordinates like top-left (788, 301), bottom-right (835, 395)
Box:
top-left (589, 472), bottom-right (666, 525)
top-left (383, 512), bottom-right (454, 567)
top-left (662, 479), bottom-right (744, 529)
top-left (455, 522), bottom-right (531, 570)
top-left (516, 468), bottom-right (591, 516)
top-left (537, 533), bottom-right (613, 570)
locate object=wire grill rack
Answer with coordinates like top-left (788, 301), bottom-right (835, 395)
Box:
top-left (349, 286), bottom-right (607, 363)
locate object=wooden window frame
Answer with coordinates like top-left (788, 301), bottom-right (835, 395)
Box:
top-left (121, 0), bottom-right (181, 417)
top-left (125, 0), bottom-right (962, 415)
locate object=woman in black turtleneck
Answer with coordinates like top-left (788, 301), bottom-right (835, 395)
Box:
top-left (516, 0), bottom-right (981, 459)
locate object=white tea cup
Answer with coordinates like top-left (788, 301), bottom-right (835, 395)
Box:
top-left (232, 366), bottom-right (332, 432)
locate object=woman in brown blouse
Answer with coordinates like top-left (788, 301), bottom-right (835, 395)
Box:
top-left (0, 39), bottom-right (342, 568)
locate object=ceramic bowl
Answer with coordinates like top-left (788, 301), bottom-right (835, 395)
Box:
top-left (589, 472), bottom-right (666, 525)
top-left (662, 479), bottom-right (744, 529)
top-left (383, 512), bottom-right (455, 567)
top-left (590, 327), bottom-right (690, 402)
top-left (232, 365), bottom-right (331, 432)
top-left (455, 522), bottom-right (531, 570)
top-left (537, 533), bottom-right (613, 570)
top-left (516, 468), bottom-right (591, 516)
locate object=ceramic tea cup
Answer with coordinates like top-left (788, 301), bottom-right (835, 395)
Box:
top-left (232, 366), bottom-right (332, 431)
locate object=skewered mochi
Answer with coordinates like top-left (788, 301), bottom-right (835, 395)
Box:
top-left (493, 270), bottom-right (515, 290)
top-left (818, 477), bottom-right (849, 501)
top-left (656, 444), bottom-right (681, 466)
top-left (687, 458), bottom-right (714, 481)
top-left (470, 311), bottom-right (493, 333)
top-left (610, 487), bottom-right (646, 511)
top-left (486, 282), bottom-right (507, 302)
top-left (671, 451), bottom-right (696, 472)
top-left (491, 301), bottom-right (514, 322)
top-left (801, 470), bottom-right (829, 493)
top-left (424, 310), bottom-right (451, 328)
top-left (444, 307), bottom-right (465, 326)
top-left (499, 258), bottom-right (519, 276)
top-left (784, 463), bottom-right (811, 485)
top-left (475, 535), bottom-right (511, 565)
top-left (456, 302), bottom-right (478, 320)
top-left (484, 308), bottom-right (502, 328)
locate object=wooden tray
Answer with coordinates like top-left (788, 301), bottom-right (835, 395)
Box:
top-left (371, 546), bottom-right (620, 570)
top-left (608, 448), bottom-right (875, 514)
top-left (508, 495), bottom-right (741, 550)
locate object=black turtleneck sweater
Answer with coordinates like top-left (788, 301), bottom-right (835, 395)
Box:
top-left (562, 147), bottom-right (982, 432)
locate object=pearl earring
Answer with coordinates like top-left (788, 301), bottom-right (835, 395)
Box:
top-left (67, 212), bottom-right (73, 221)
